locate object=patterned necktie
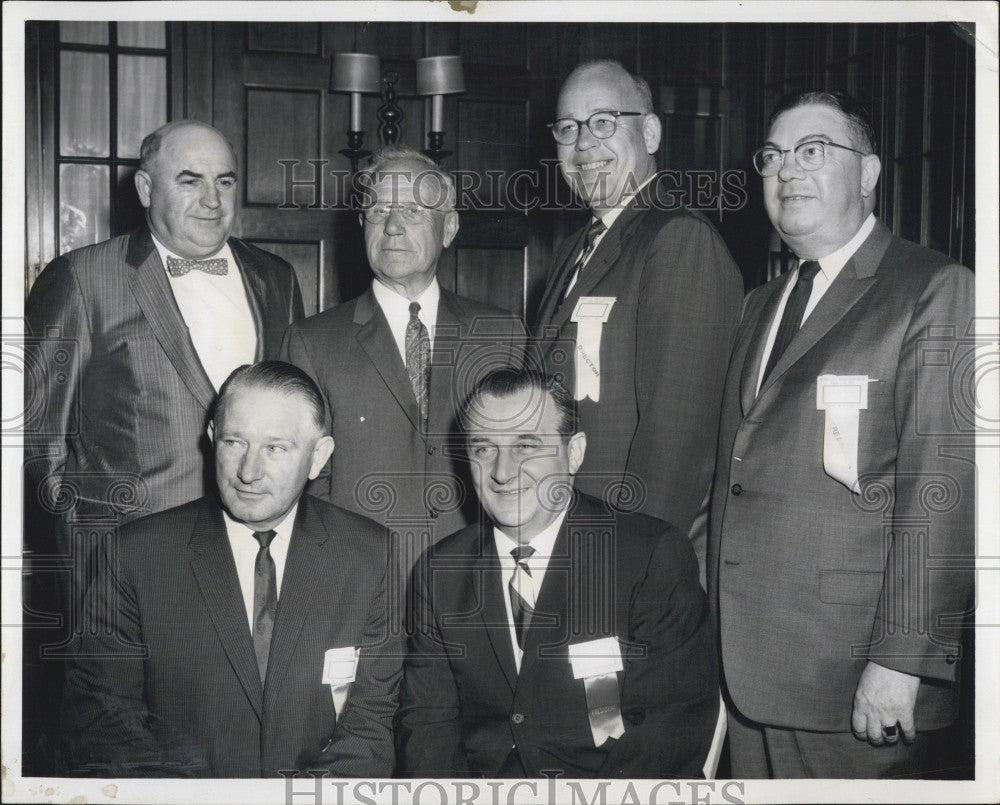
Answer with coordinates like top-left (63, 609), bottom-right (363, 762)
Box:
top-left (509, 545), bottom-right (536, 649)
top-left (252, 529), bottom-right (277, 684)
top-left (562, 217), bottom-right (607, 299)
top-left (405, 301), bottom-right (431, 423)
top-left (761, 259), bottom-right (822, 384)
top-left (165, 255), bottom-right (228, 276)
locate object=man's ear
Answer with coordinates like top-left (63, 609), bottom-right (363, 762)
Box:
top-left (442, 210), bottom-right (459, 248)
top-left (860, 154), bottom-right (882, 199)
top-left (642, 113), bottom-right (662, 155)
top-left (567, 431), bottom-right (587, 475)
top-left (308, 435), bottom-right (335, 480)
top-left (135, 170), bottom-right (153, 209)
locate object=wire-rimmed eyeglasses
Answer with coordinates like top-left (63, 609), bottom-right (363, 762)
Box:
top-left (752, 140), bottom-right (869, 177)
top-left (362, 204), bottom-right (440, 225)
top-left (548, 111), bottom-right (644, 145)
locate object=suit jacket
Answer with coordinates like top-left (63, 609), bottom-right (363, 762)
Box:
top-left (24, 225), bottom-right (304, 531)
top-left (533, 181), bottom-right (743, 545)
top-left (281, 286), bottom-right (525, 552)
top-left (396, 493), bottom-right (719, 778)
top-left (61, 494), bottom-right (402, 777)
top-left (708, 220), bottom-right (975, 732)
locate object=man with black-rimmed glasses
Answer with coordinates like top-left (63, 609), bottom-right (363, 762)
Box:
top-left (532, 61), bottom-right (742, 572)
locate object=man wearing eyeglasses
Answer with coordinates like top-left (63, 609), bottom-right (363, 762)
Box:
top-left (708, 91), bottom-right (974, 777)
top-left (281, 145), bottom-right (524, 566)
top-left (533, 61), bottom-right (742, 572)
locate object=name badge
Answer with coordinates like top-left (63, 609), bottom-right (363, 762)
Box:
top-left (816, 374), bottom-right (870, 493)
top-left (571, 297), bottom-right (616, 402)
top-left (568, 638), bottom-right (626, 746)
top-left (323, 647), bottom-right (359, 720)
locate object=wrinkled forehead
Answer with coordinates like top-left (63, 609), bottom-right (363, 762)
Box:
top-left (466, 389), bottom-right (560, 438)
top-left (367, 161), bottom-right (451, 208)
top-left (766, 103), bottom-right (854, 147)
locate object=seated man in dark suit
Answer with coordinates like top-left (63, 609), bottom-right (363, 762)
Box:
top-left (396, 368), bottom-right (718, 778)
top-left (61, 361), bottom-right (402, 777)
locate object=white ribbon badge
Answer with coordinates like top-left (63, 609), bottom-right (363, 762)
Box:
top-left (571, 297), bottom-right (616, 402)
top-left (816, 375), bottom-right (870, 494)
top-left (323, 646), bottom-right (359, 720)
top-left (568, 637), bottom-right (626, 746)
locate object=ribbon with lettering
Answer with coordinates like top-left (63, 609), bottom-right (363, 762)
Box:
top-left (568, 637), bottom-right (626, 746)
top-left (323, 646), bottom-right (359, 721)
top-left (571, 297), bottom-right (616, 402)
top-left (816, 374), bottom-right (870, 493)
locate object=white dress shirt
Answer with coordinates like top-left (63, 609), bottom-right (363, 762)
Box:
top-left (152, 235), bottom-right (257, 391)
top-left (755, 213), bottom-right (877, 395)
top-left (564, 173), bottom-right (655, 296)
top-left (371, 277), bottom-right (440, 361)
top-left (223, 504), bottom-right (297, 632)
top-left (493, 509), bottom-right (568, 673)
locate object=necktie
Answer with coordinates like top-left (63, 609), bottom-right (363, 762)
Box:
top-left (165, 255), bottom-right (228, 276)
top-left (761, 259), bottom-right (822, 384)
top-left (508, 545), bottom-right (536, 649)
top-left (252, 529), bottom-right (277, 684)
top-left (562, 217), bottom-right (607, 299)
top-left (405, 301), bottom-right (431, 423)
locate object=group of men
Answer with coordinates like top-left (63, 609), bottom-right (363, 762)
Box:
top-left (23, 59), bottom-right (973, 781)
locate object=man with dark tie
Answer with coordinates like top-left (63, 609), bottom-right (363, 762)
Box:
top-left (396, 368), bottom-right (718, 778)
top-left (61, 361), bottom-right (401, 777)
top-left (532, 60), bottom-right (743, 557)
top-left (708, 91), bottom-right (975, 777)
top-left (282, 145), bottom-right (523, 569)
top-left (23, 119), bottom-right (303, 771)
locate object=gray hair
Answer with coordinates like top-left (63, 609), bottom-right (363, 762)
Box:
top-left (357, 144), bottom-right (457, 210)
top-left (564, 60), bottom-right (654, 113)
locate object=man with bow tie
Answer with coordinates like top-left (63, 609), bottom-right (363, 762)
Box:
top-left (532, 60), bottom-right (743, 568)
top-left (23, 120), bottom-right (302, 771)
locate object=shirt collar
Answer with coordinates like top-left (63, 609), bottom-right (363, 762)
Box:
top-left (371, 276), bottom-right (440, 322)
top-left (493, 507), bottom-right (568, 560)
top-left (595, 173), bottom-right (656, 229)
top-left (809, 213), bottom-right (877, 283)
top-left (222, 501), bottom-right (298, 545)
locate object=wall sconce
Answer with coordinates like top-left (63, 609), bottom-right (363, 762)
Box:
top-left (416, 56), bottom-right (466, 164)
top-left (330, 52), bottom-right (381, 172)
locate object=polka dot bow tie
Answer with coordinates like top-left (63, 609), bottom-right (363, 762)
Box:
top-left (166, 255), bottom-right (228, 277)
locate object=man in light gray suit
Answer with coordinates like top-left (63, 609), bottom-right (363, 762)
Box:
top-left (708, 91), bottom-right (974, 778)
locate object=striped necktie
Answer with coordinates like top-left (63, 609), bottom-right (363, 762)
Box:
top-left (509, 544), bottom-right (536, 649)
top-left (563, 217), bottom-right (607, 299)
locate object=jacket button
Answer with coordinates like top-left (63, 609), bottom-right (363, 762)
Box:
top-left (946, 654), bottom-right (957, 664)
top-left (731, 484), bottom-right (743, 496)
top-left (511, 713), bottom-right (524, 724)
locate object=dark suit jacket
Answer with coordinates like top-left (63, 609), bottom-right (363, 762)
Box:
top-left (533, 181), bottom-right (743, 545)
top-left (396, 493), bottom-right (719, 778)
top-left (61, 494), bottom-right (402, 777)
top-left (24, 225), bottom-right (303, 532)
top-left (708, 220), bottom-right (975, 732)
top-left (281, 286), bottom-right (525, 549)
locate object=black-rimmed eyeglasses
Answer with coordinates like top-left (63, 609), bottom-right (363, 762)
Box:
top-left (548, 111), bottom-right (644, 145)
top-left (752, 140), bottom-right (869, 177)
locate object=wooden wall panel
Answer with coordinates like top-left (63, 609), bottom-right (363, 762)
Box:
top-left (247, 239), bottom-right (323, 316)
top-left (455, 247), bottom-right (525, 317)
top-left (247, 22), bottom-right (321, 55)
top-left (245, 88), bottom-right (322, 207)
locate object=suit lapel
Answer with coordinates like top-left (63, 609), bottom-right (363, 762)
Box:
top-left (753, 221), bottom-right (892, 405)
top-left (229, 238), bottom-right (266, 361)
top-left (263, 497), bottom-right (330, 705)
top-left (428, 291), bottom-right (461, 439)
top-left (739, 277), bottom-right (790, 413)
top-left (476, 533), bottom-right (518, 693)
top-left (517, 522), bottom-right (570, 682)
top-left (126, 227), bottom-right (216, 411)
top-left (534, 226), bottom-right (588, 331)
top-left (187, 499), bottom-right (263, 719)
top-left (354, 288), bottom-right (422, 431)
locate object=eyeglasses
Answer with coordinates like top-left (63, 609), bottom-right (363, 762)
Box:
top-left (752, 140), bottom-right (869, 176)
top-left (548, 111), bottom-right (644, 145)
top-left (362, 204), bottom-right (440, 225)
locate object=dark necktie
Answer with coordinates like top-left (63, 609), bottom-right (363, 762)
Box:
top-left (761, 259), bottom-right (822, 383)
top-left (166, 255), bottom-right (228, 276)
top-left (405, 301), bottom-right (431, 423)
top-left (561, 217), bottom-right (607, 300)
top-left (508, 545), bottom-right (536, 649)
top-left (252, 529), bottom-right (277, 684)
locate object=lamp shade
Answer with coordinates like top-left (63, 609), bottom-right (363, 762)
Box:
top-left (330, 53), bottom-right (381, 93)
top-left (416, 55), bottom-right (466, 96)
